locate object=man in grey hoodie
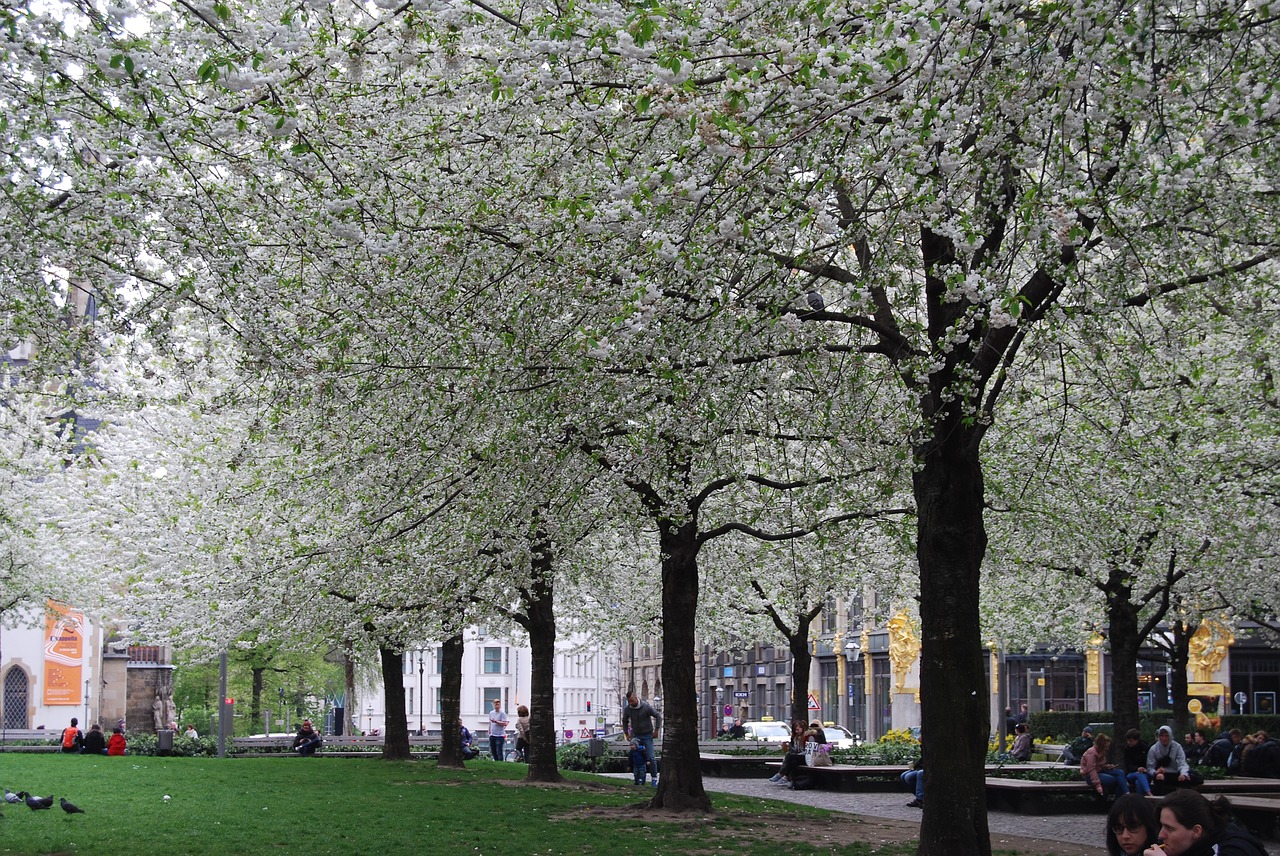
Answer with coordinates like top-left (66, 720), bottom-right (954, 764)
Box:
top-left (1148, 725), bottom-right (1202, 788)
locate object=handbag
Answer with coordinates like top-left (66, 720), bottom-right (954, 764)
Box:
top-left (812, 748), bottom-right (833, 767)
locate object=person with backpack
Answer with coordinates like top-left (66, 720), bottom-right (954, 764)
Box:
top-left (1201, 729), bottom-right (1242, 770)
top-left (60, 717), bottom-right (84, 754)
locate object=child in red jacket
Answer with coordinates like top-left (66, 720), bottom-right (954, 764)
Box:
top-left (107, 726), bottom-right (127, 756)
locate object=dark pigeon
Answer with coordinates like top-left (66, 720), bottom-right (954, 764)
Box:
top-left (60, 798), bottom-right (85, 814)
top-left (24, 793), bottom-right (53, 810)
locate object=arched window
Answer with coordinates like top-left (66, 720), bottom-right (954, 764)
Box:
top-left (3, 667), bottom-right (30, 730)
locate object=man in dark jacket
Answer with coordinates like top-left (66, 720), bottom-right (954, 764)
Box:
top-left (621, 692), bottom-right (661, 787)
top-left (1121, 729), bottom-right (1153, 795)
top-left (1062, 726), bottom-right (1094, 765)
top-left (292, 720), bottom-right (323, 756)
top-left (1202, 728), bottom-right (1241, 770)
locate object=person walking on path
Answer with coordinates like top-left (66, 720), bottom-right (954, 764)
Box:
top-left (487, 699), bottom-right (510, 761)
top-left (621, 691), bottom-right (661, 786)
top-left (514, 705), bottom-right (530, 762)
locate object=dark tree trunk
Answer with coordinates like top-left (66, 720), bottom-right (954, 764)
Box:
top-left (651, 518), bottom-right (711, 811)
top-left (379, 647), bottom-right (412, 760)
top-left (437, 631), bottom-right (465, 768)
top-left (1107, 589), bottom-right (1142, 751)
top-left (914, 430), bottom-right (991, 856)
top-left (1169, 621), bottom-right (1194, 739)
top-left (344, 647), bottom-right (357, 737)
top-left (789, 625), bottom-right (814, 727)
top-left (524, 534), bottom-right (563, 783)
top-left (250, 666), bottom-right (265, 729)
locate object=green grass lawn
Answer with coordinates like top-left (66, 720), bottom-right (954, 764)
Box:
top-left (0, 756), bottom-right (917, 855)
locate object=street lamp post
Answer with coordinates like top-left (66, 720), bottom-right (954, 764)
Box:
top-left (844, 642), bottom-right (862, 741)
top-left (417, 649), bottom-right (425, 736)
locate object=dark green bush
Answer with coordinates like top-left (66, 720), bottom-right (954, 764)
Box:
top-left (1029, 711), bottom-right (1280, 743)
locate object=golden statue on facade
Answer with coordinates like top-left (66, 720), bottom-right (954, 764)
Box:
top-left (1188, 619), bottom-right (1234, 683)
top-left (887, 611), bottom-right (920, 691)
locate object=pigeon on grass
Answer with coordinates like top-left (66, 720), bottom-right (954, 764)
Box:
top-left (24, 793), bottom-right (54, 811)
top-left (60, 798), bottom-right (85, 814)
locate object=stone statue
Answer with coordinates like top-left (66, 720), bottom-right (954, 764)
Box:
top-left (887, 611), bottom-right (921, 691)
top-left (152, 693), bottom-right (165, 731)
top-left (162, 688), bottom-right (178, 731)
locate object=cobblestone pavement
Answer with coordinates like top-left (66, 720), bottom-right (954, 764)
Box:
top-left (598, 773), bottom-right (1280, 855)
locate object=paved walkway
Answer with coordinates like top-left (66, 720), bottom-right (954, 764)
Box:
top-left (597, 773), bottom-right (1280, 855)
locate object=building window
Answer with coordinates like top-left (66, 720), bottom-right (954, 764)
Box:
top-left (3, 667), bottom-right (30, 730)
top-left (484, 646), bottom-right (503, 674)
top-left (483, 687), bottom-right (502, 710)
top-left (435, 647), bottom-right (444, 675)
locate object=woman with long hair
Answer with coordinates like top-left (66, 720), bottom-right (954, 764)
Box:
top-left (1081, 733), bottom-right (1129, 799)
top-left (1144, 790), bottom-right (1267, 856)
top-left (768, 719), bottom-right (809, 785)
top-left (1106, 794), bottom-right (1158, 856)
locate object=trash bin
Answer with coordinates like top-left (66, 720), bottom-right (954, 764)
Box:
top-left (157, 729), bottom-right (174, 756)
top-left (587, 739), bottom-right (606, 758)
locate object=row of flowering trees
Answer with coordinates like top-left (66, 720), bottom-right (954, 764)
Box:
top-left (3, 0), bottom-right (1278, 851)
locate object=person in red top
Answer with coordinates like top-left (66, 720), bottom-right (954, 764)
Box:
top-left (107, 726), bottom-right (127, 756)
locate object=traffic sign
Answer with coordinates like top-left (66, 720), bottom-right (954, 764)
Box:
top-left (807, 693), bottom-right (821, 711)
top-left (723, 704), bottom-right (733, 716)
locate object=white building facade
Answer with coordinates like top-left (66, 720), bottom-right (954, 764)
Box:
top-left (359, 628), bottom-right (621, 740)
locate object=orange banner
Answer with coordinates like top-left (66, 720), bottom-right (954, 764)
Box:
top-left (43, 601), bottom-right (84, 706)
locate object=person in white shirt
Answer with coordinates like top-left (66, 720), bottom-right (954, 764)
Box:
top-left (183, 725), bottom-right (199, 740)
top-left (488, 699), bottom-right (510, 761)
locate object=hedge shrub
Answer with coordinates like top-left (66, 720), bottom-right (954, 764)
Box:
top-left (1029, 711), bottom-right (1280, 743)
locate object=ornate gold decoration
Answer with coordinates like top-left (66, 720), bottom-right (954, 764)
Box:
top-left (1086, 633), bottom-right (1103, 696)
top-left (989, 643), bottom-right (999, 694)
top-left (887, 611), bottom-right (920, 692)
top-left (1188, 620), bottom-right (1234, 683)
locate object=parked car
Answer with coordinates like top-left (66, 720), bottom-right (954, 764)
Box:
top-left (821, 724), bottom-right (858, 749)
top-left (740, 721), bottom-right (791, 742)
